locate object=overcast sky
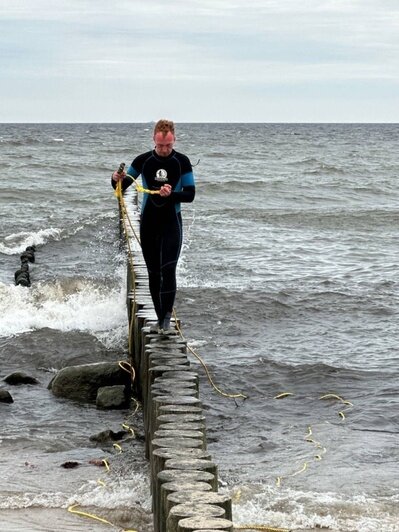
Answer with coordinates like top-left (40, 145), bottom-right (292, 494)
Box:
top-left (1, 0), bottom-right (398, 122)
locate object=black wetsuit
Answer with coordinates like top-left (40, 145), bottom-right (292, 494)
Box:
top-left (112, 149), bottom-right (195, 326)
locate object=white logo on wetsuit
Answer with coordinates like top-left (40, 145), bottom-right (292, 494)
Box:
top-left (155, 169), bottom-right (168, 182)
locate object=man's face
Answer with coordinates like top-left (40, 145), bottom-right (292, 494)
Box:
top-left (154, 131), bottom-right (175, 157)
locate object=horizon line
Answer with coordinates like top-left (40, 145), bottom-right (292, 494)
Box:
top-left (1, 121), bottom-right (399, 125)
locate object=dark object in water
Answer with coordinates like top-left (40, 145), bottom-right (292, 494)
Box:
top-left (0, 389), bottom-right (14, 403)
top-left (14, 263), bottom-right (29, 281)
top-left (20, 250), bottom-right (35, 263)
top-left (61, 461), bottom-right (80, 469)
top-left (15, 246), bottom-right (36, 286)
top-left (15, 263), bottom-right (31, 287)
top-left (4, 372), bottom-right (39, 385)
top-left (89, 429), bottom-right (129, 443)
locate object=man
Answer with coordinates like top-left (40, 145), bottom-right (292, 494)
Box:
top-left (111, 119), bottom-right (195, 333)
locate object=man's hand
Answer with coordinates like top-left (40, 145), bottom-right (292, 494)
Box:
top-left (112, 170), bottom-right (126, 182)
top-left (159, 184), bottom-right (172, 197)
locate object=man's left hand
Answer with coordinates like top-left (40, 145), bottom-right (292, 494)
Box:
top-left (159, 184), bottom-right (172, 197)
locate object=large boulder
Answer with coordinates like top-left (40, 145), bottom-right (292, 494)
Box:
top-left (96, 385), bottom-right (128, 410)
top-left (48, 362), bottom-right (130, 403)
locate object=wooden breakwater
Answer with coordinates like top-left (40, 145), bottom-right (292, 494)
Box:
top-left (118, 188), bottom-right (234, 532)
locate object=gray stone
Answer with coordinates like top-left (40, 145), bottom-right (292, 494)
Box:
top-left (0, 389), bottom-right (13, 403)
top-left (4, 372), bottom-right (39, 385)
top-left (48, 362), bottom-right (130, 403)
top-left (96, 385), bottom-right (128, 409)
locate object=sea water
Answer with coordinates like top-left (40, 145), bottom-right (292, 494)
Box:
top-left (0, 123), bottom-right (398, 531)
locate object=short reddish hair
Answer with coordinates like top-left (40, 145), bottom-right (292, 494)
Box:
top-left (153, 119), bottom-right (175, 137)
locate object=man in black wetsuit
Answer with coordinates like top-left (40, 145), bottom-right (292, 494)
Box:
top-left (111, 119), bottom-right (195, 333)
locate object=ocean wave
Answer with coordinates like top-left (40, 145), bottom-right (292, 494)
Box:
top-left (0, 228), bottom-right (63, 255)
top-left (0, 274), bottom-right (127, 347)
top-left (303, 163), bottom-right (346, 175)
top-left (230, 484), bottom-right (399, 532)
top-left (207, 205), bottom-right (399, 229)
top-left (0, 472), bottom-right (150, 511)
top-left (0, 492), bottom-right (68, 510)
top-left (0, 138), bottom-right (41, 147)
top-left (0, 216), bottom-right (115, 255)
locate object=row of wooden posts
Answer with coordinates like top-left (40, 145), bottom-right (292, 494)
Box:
top-left (119, 189), bottom-right (234, 532)
top-left (14, 245), bottom-right (36, 286)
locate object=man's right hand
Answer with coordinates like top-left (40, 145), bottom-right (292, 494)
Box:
top-left (112, 170), bottom-right (126, 182)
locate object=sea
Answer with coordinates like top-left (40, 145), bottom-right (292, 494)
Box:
top-left (0, 123), bottom-right (398, 532)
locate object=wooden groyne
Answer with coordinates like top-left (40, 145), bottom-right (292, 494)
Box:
top-left (14, 245), bottom-right (36, 286)
top-left (118, 188), bottom-right (234, 532)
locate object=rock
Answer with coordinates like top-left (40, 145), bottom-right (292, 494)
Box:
top-left (48, 362), bottom-right (130, 403)
top-left (4, 372), bottom-right (39, 385)
top-left (61, 461), bottom-right (80, 469)
top-left (96, 385), bottom-right (128, 409)
top-left (0, 389), bottom-right (14, 403)
top-left (90, 429), bottom-right (129, 443)
top-left (88, 458), bottom-right (107, 467)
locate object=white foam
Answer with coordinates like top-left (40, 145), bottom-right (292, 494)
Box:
top-left (0, 228), bottom-right (63, 255)
top-left (0, 270), bottom-right (127, 348)
top-left (0, 492), bottom-right (68, 510)
top-left (229, 484), bottom-right (399, 532)
top-left (0, 473), bottom-right (151, 512)
top-left (69, 474), bottom-right (151, 511)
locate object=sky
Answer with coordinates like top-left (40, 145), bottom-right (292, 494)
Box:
top-left (1, 0), bottom-right (399, 122)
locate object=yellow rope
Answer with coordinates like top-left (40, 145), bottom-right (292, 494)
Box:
top-left (118, 360), bottom-right (140, 436)
top-left (114, 179), bottom-right (122, 199)
top-left (319, 393), bottom-right (353, 406)
top-left (126, 173), bottom-right (160, 195)
top-left (274, 391), bottom-right (354, 487)
top-left (274, 392), bottom-right (294, 399)
top-left (320, 393), bottom-right (353, 420)
top-left (291, 462), bottom-right (308, 477)
top-left (173, 310), bottom-right (248, 400)
top-left (68, 504), bottom-right (137, 531)
top-left (117, 192), bottom-right (138, 356)
top-left (67, 505), bottom-right (117, 527)
top-left (118, 360), bottom-right (136, 382)
top-left (115, 172), bottom-right (159, 196)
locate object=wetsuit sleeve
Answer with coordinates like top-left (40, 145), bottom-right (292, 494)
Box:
top-left (111, 175), bottom-right (134, 191)
top-left (171, 170), bottom-right (195, 203)
top-left (170, 185), bottom-right (195, 203)
top-left (126, 163), bottom-right (140, 179)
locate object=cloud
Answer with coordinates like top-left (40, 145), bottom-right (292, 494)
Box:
top-left (1, 0), bottom-right (399, 121)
